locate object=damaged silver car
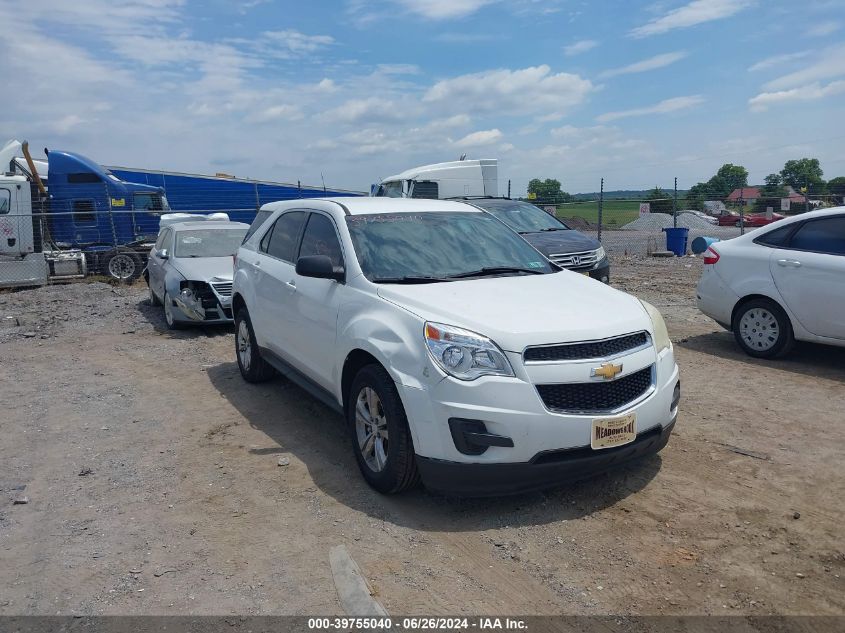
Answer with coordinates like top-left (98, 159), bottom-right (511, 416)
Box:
top-left (144, 217), bottom-right (249, 329)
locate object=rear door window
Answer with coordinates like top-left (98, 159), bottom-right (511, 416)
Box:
top-left (262, 211), bottom-right (307, 262)
top-left (787, 216), bottom-right (845, 255)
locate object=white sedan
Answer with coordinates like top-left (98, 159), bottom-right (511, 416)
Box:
top-left (696, 207), bottom-right (845, 358)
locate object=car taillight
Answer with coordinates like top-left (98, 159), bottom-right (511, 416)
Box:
top-left (703, 246), bottom-right (720, 265)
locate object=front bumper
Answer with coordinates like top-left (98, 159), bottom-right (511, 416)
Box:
top-left (398, 346), bottom-right (679, 493)
top-left (417, 418), bottom-right (675, 496)
top-left (587, 259), bottom-right (611, 283)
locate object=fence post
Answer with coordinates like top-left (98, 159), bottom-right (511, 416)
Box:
top-left (739, 188), bottom-right (744, 235)
top-left (298, 180), bottom-right (302, 199)
top-left (106, 182), bottom-right (118, 251)
top-left (673, 177), bottom-right (678, 229)
top-left (507, 179), bottom-right (511, 198)
top-left (597, 178), bottom-right (603, 243)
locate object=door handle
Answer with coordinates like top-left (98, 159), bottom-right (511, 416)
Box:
top-left (285, 280), bottom-right (296, 290)
top-left (776, 259), bottom-right (802, 268)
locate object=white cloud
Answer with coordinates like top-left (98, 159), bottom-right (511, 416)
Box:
top-left (763, 45), bottom-right (845, 91)
top-left (391, 0), bottom-right (496, 19)
top-left (454, 129), bottom-right (503, 147)
top-left (805, 22), bottom-right (841, 37)
top-left (260, 29), bottom-right (335, 54)
top-left (376, 63), bottom-right (421, 75)
top-left (320, 97), bottom-right (407, 124)
top-left (749, 80), bottom-right (845, 111)
top-left (564, 39), bottom-right (598, 56)
top-left (630, 0), bottom-right (752, 38)
top-left (424, 65), bottom-right (594, 117)
top-left (748, 51), bottom-right (810, 72)
top-left (599, 51), bottom-right (687, 78)
top-left (245, 104), bottom-right (304, 123)
top-left (596, 95), bottom-right (704, 122)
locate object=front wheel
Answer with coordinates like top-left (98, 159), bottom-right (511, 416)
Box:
top-left (163, 291), bottom-right (182, 330)
top-left (348, 364), bottom-right (419, 494)
top-left (733, 298), bottom-right (794, 359)
top-left (148, 281), bottom-right (161, 306)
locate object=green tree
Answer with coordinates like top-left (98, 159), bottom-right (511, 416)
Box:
top-left (761, 173), bottom-right (786, 197)
top-left (713, 163), bottom-right (749, 194)
top-left (527, 178), bottom-right (571, 203)
top-left (780, 158), bottom-right (824, 192)
top-left (644, 186), bottom-right (674, 214)
top-left (827, 176), bottom-right (845, 204)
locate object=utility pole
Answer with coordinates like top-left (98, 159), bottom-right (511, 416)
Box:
top-left (597, 178), bottom-right (604, 243)
top-left (739, 188), bottom-right (745, 235)
top-left (673, 177), bottom-right (678, 229)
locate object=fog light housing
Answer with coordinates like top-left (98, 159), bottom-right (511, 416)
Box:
top-left (448, 418), bottom-right (514, 456)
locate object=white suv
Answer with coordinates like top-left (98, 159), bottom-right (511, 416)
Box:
top-left (232, 198), bottom-right (680, 495)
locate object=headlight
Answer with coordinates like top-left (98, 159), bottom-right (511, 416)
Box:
top-left (640, 300), bottom-right (671, 352)
top-left (424, 322), bottom-right (514, 381)
top-left (595, 246), bottom-right (606, 261)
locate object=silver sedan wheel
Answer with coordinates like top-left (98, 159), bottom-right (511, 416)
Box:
top-left (355, 387), bottom-right (389, 473)
top-left (237, 320), bottom-right (252, 372)
top-left (739, 307), bottom-right (779, 352)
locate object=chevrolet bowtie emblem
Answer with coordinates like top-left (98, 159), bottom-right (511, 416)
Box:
top-left (591, 362), bottom-right (623, 380)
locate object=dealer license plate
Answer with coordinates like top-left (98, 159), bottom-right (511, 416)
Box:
top-left (591, 413), bottom-right (636, 450)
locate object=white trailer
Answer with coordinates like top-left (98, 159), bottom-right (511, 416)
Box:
top-left (373, 159), bottom-right (498, 199)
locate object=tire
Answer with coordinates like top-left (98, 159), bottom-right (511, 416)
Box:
top-left (163, 291), bottom-right (183, 330)
top-left (733, 298), bottom-right (794, 359)
top-left (347, 364), bottom-right (419, 494)
top-left (234, 308), bottom-right (275, 383)
top-left (102, 249), bottom-right (143, 282)
top-left (148, 281), bottom-right (161, 306)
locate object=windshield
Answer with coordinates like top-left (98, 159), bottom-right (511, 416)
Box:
top-left (174, 228), bottom-right (247, 258)
top-left (345, 211), bottom-right (556, 282)
top-left (472, 200), bottom-right (570, 233)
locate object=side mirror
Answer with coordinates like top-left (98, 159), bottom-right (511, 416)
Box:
top-left (296, 255), bottom-right (344, 282)
top-left (159, 249), bottom-right (169, 259)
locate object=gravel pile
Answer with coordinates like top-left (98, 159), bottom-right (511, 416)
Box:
top-left (622, 213), bottom-right (716, 230)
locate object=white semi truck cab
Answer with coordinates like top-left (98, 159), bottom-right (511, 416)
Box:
top-left (373, 159), bottom-right (498, 199)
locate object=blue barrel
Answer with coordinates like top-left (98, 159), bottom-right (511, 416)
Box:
top-left (691, 235), bottom-right (720, 255)
top-left (663, 227), bottom-right (689, 256)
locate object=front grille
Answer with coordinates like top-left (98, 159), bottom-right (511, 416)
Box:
top-left (211, 281), bottom-right (233, 297)
top-left (525, 332), bottom-right (649, 362)
top-left (536, 365), bottom-right (653, 413)
top-left (549, 249), bottom-right (599, 270)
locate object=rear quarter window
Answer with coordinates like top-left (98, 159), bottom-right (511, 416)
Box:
top-left (243, 209), bottom-right (274, 243)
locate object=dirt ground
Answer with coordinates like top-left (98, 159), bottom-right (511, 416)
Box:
top-left (1, 257), bottom-right (843, 616)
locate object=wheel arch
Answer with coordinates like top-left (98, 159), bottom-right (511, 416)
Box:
top-left (341, 349), bottom-right (384, 414)
top-left (232, 292), bottom-right (246, 317)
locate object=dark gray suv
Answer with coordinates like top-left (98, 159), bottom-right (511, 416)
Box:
top-left (459, 198), bottom-right (610, 283)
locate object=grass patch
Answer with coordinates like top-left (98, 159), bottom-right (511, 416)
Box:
top-left (556, 200), bottom-right (641, 226)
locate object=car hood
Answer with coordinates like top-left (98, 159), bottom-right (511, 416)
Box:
top-left (519, 229), bottom-right (600, 256)
top-left (172, 256), bottom-right (234, 282)
top-left (377, 272), bottom-right (650, 352)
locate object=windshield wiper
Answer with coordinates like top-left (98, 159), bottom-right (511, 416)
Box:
top-left (446, 266), bottom-right (544, 279)
top-left (371, 275), bottom-right (449, 284)
top-left (539, 227), bottom-right (563, 232)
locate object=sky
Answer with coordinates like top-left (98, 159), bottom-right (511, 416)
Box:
top-left (1, 0), bottom-right (844, 195)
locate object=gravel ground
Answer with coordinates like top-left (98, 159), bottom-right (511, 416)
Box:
top-left (1, 259), bottom-right (843, 616)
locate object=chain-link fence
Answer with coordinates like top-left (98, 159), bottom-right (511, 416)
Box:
top-left (527, 185), bottom-right (843, 258)
top-left (0, 178), bottom-right (362, 288)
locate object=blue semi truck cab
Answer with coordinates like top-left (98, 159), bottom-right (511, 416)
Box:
top-left (45, 149), bottom-right (171, 280)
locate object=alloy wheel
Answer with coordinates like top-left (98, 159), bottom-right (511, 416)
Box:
top-left (355, 387), bottom-right (389, 472)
